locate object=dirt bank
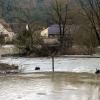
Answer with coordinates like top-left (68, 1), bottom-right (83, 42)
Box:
top-left (0, 63), bottom-right (19, 74)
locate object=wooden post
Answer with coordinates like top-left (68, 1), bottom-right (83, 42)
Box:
top-left (52, 56), bottom-right (54, 72)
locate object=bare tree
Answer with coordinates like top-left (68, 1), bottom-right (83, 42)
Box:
top-left (73, 23), bottom-right (98, 54)
top-left (48, 0), bottom-right (73, 49)
top-left (78, 0), bottom-right (100, 45)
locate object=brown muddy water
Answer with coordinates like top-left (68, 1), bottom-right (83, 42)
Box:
top-left (0, 72), bottom-right (100, 100)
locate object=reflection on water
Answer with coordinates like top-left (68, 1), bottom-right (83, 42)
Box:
top-left (0, 73), bottom-right (100, 100)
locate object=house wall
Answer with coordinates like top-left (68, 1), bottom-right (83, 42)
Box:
top-left (41, 28), bottom-right (48, 37)
top-left (0, 24), bottom-right (14, 42)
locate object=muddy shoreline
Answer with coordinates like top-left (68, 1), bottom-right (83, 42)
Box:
top-left (0, 63), bottom-right (19, 74)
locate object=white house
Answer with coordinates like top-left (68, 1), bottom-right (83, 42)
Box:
top-left (41, 24), bottom-right (79, 38)
top-left (40, 24), bottom-right (78, 44)
top-left (41, 25), bottom-right (59, 38)
top-left (41, 25), bottom-right (60, 44)
top-left (0, 23), bottom-right (14, 42)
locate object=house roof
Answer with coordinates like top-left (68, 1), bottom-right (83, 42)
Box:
top-left (0, 19), bottom-right (13, 32)
top-left (0, 23), bottom-right (14, 37)
top-left (48, 25), bottom-right (59, 35)
top-left (0, 24), bottom-right (8, 34)
top-left (48, 24), bottom-right (79, 35)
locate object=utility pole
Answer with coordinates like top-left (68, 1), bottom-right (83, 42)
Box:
top-left (52, 56), bottom-right (54, 72)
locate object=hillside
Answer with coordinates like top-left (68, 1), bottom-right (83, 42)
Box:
top-left (0, 0), bottom-right (46, 23)
top-left (0, 0), bottom-right (76, 23)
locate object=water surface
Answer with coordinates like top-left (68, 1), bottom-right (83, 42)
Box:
top-left (0, 73), bottom-right (100, 100)
top-left (0, 57), bottom-right (100, 73)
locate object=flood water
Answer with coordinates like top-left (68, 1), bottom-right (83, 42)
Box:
top-left (0, 73), bottom-right (100, 100)
top-left (0, 57), bottom-right (100, 100)
top-left (0, 57), bottom-right (100, 73)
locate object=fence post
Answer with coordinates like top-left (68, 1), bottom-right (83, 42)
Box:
top-left (52, 56), bottom-right (54, 72)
